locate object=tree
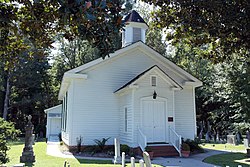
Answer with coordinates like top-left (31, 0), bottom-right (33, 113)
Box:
top-left (1, 0), bottom-right (125, 67)
top-left (142, 0), bottom-right (250, 62)
top-left (49, 37), bottom-right (98, 98)
top-left (133, 2), bottom-right (167, 55)
top-left (8, 50), bottom-right (51, 133)
top-left (0, 118), bottom-right (20, 164)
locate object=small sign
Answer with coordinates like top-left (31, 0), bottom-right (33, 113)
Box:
top-left (168, 117), bottom-right (173, 122)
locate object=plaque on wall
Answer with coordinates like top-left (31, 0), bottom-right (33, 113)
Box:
top-left (168, 117), bottom-right (174, 122)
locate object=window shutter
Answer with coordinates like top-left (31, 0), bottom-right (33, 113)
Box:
top-left (133, 28), bottom-right (141, 42)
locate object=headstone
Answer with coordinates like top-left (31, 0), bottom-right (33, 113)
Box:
top-left (20, 115), bottom-right (35, 163)
top-left (121, 152), bottom-right (125, 167)
top-left (131, 157), bottom-right (135, 167)
top-left (143, 152), bottom-right (152, 167)
top-left (216, 134), bottom-right (219, 142)
top-left (113, 138), bottom-right (121, 164)
top-left (247, 130), bottom-right (250, 143)
top-left (205, 132), bottom-right (210, 142)
top-left (236, 132), bottom-right (241, 145)
top-left (139, 159), bottom-right (144, 167)
top-left (227, 135), bottom-right (236, 145)
top-left (244, 139), bottom-right (249, 148)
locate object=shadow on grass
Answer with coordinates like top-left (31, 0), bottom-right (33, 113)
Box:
top-left (24, 162), bottom-right (35, 167)
top-left (7, 139), bottom-right (25, 146)
top-left (77, 158), bottom-right (112, 164)
top-left (203, 152), bottom-right (250, 167)
top-left (8, 138), bottom-right (47, 146)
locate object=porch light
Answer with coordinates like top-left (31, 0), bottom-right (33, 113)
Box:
top-left (153, 91), bottom-right (157, 99)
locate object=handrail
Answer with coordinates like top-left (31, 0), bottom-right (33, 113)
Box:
top-left (169, 127), bottom-right (182, 157)
top-left (138, 128), bottom-right (147, 151)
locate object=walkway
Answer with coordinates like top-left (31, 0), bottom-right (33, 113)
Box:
top-left (46, 142), bottom-right (227, 167)
top-left (152, 150), bottom-right (225, 167)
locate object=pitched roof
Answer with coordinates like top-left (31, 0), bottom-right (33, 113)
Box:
top-left (123, 10), bottom-right (146, 24)
top-left (58, 41), bottom-right (202, 100)
top-left (114, 65), bottom-right (183, 93)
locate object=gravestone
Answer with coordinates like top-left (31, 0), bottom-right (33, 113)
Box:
top-left (143, 152), bottom-right (152, 167)
top-left (20, 115), bottom-right (35, 163)
top-left (113, 138), bottom-right (121, 164)
top-left (121, 152), bottom-right (125, 167)
top-left (247, 130), bottom-right (250, 144)
top-left (139, 159), bottom-right (144, 167)
top-left (244, 139), bottom-right (249, 148)
top-left (227, 135), bottom-right (236, 145)
top-left (131, 157), bottom-right (135, 167)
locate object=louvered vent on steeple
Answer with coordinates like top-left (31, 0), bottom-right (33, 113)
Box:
top-left (122, 10), bottom-right (148, 47)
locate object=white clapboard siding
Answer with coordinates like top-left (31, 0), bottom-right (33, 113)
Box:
top-left (119, 92), bottom-right (133, 145)
top-left (61, 82), bottom-right (74, 145)
top-left (132, 75), bottom-right (174, 146)
top-left (174, 87), bottom-right (196, 140)
top-left (65, 47), bottom-right (195, 146)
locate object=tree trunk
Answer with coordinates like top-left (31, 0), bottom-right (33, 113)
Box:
top-left (3, 74), bottom-right (10, 120)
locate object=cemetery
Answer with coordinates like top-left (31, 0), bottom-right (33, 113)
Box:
top-left (1, 1), bottom-right (249, 167)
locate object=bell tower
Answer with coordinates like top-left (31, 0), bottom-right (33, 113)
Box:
top-left (122, 10), bottom-right (148, 47)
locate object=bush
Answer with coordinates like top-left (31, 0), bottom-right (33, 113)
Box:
top-left (184, 139), bottom-right (204, 152)
top-left (181, 143), bottom-right (190, 151)
top-left (0, 118), bottom-right (20, 164)
top-left (76, 136), bottom-right (83, 153)
top-left (120, 144), bottom-right (130, 155)
top-left (93, 137), bottom-right (110, 153)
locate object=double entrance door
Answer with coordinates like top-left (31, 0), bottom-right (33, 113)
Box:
top-left (142, 99), bottom-right (167, 143)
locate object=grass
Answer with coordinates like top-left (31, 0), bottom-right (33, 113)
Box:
top-left (201, 143), bottom-right (250, 167)
top-left (201, 143), bottom-right (246, 152)
top-left (5, 140), bottom-right (162, 167)
top-left (203, 153), bottom-right (250, 167)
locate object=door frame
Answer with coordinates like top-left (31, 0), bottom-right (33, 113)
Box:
top-left (140, 96), bottom-right (168, 143)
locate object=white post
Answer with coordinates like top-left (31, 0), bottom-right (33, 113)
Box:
top-left (113, 138), bottom-right (121, 164)
top-left (143, 152), bottom-right (152, 167)
top-left (139, 159), bottom-right (144, 167)
top-left (131, 157), bottom-right (135, 167)
top-left (121, 152), bottom-right (125, 167)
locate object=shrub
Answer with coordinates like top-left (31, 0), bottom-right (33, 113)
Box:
top-left (181, 143), bottom-right (190, 151)
top-left (76, 136), bottom-right (83, 153)
top-left (93, 137), bottom-right (110, 153)
top-left (145, 146), bottom-right (152, 152)
top-left (0, 118), bottom-right (20, 164)
top-left (120, 144), bottom-right (130, 155)
top-left (184, 139), bottom-right (204, 152)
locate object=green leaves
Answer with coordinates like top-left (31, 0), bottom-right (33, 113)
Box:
top-left (0, 118), bottom-right (20, 164)
top-left (142, 0), bottom-right (250, 62)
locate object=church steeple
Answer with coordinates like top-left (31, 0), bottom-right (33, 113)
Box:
top-left (122, 10), bottom-right (148, 47)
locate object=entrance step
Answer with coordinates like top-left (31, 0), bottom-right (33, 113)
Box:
top-left (146, 145), bottom-right (179, 157)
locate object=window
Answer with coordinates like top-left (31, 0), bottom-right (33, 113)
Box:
top-left (133, 28), bottom-right (141, 42)
top-left (61, 92), bottom-right (68, 131)
top-left (151, 76), bottom-right (157, 87)
top-left (48, 113), bottom-right (61, 118)
top-left (124, 107), bottom-right (128, 132)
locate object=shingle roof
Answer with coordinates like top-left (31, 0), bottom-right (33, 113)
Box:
top-left (123, 10), bottom-right (146, 24)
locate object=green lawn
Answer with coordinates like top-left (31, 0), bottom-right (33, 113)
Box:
top-left (203, 153), bottom-right (250, 167)
top-left (201, 143), bottom-right (246, 152)
top-left (201, 143), bottom-right (250, 167)
top-left (5, 140), bottom-right (162, 167)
